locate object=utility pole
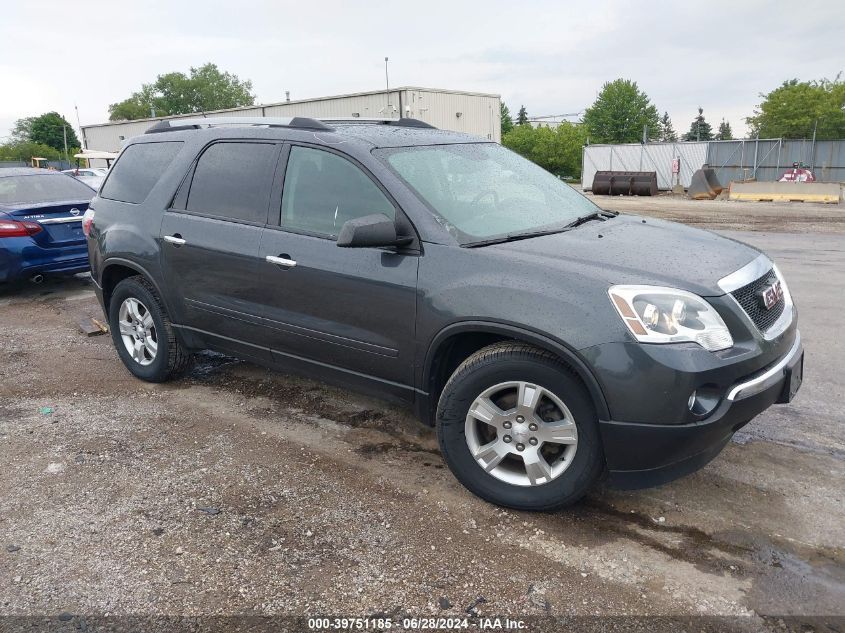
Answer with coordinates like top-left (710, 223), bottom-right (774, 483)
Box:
top-left (384, 56), bottom-right (390, 115)
top-left (63, 124), bottom-right (69, 165)
top-left (74, 104), bottom-right (85, 149)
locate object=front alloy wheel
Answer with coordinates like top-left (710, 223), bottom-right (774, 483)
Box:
top-left (465, 381), bottom-right (578, 486)
top-left (437, 342), bottom-right (603, 511)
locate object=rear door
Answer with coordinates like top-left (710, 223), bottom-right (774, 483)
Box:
top-left (257, 144), bottom-right (419, 399)
top-left (160, 140), bottom-right (281, 361)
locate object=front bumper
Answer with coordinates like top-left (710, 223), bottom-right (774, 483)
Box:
top-left (598, 330), bottom-right (804, 489)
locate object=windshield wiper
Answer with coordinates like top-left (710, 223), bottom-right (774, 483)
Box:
top-left (462, 210), bottom-right (618, 248)
top-left (562, 209), bottom-right (617, 229)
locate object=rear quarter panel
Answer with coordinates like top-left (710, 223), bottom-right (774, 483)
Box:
top-left (89, 138), bottom-right (197, 317)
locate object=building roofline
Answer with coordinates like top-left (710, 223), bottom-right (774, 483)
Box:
top-left (81, 86), bottom-right (501, 130)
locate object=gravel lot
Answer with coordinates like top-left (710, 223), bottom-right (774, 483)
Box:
top-left (1, 198), bottom-right (843, 632)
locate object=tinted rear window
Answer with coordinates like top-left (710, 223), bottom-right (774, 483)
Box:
top-left (186, 142), bottom-right (276, 223)
top-left (0, 174), bottom-right (94, 205)
top-left (100, 141), bottom-right (183, 204)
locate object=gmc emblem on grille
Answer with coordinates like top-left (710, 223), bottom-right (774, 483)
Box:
top-left (758, 279), bottom-right (783, 310)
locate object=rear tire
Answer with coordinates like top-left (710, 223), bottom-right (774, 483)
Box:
top-left (437, 342), bottom-right (604, 511)
top-left (108, 276), bottom-right (193, 382)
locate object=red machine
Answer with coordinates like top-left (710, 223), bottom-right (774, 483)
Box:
top-left (779, 163), bottom-right (816, 182)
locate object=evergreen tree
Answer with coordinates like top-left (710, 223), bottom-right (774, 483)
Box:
top-left (715, 119), bottom-right (733, 140)
top-left (683, 107), bottom-right (713, 141)
top-left (500, 102), bottom-right (514, 135)
top-left (658, 111), bottom-right (677, 142)
top-left (516, 105), bottom-right (529, 126)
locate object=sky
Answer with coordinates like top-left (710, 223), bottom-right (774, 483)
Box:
top-left (1, 0), bottom-right (843, 143)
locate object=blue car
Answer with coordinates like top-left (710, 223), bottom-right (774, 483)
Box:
top-left (0, 168), bottom-right (95, 284)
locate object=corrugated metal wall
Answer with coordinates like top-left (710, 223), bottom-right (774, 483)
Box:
top-left (81, 88), bottom-right (501, 152)
top-left (707, 139), bottom-right (845, 184)
top-left (582, 139), bottom-right (845, 190)
top-left (400, 89), bottom-right (500, 142)
top-left (263, 92), bottom-right (402, 119)
top-left (582, 142), bottom-right (708, 189)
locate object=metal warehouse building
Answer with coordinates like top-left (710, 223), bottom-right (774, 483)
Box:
top-left (81, 86), bottom-right (501, 152)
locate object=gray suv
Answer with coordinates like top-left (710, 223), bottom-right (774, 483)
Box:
top-left (85, 117), bottom-right (803, 510)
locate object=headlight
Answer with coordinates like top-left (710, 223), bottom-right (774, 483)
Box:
top-left (608, 285), bottom-right (733, 351)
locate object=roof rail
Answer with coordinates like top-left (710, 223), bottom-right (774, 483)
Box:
top-left (321, 117), bottom-right (436, 129)
top-left (144, 116), bottom-right (330, 134)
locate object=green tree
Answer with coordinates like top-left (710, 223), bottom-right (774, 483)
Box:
top-left (109, 63), bottom-right (256, 121)
top-left (503, 122), bottom-right (587, 178)
top-left (658, 111), bottom-right (677, 142)
top-left (746, 76), bottom-right (845, 139)
top-left (715, 119), bottom-right (733, 140)
top-left (10, 117), bottom-right (35, 143)
top-left (516, 105), bottom-right (529, 126)
top-left (683, 107), bottom-right (713, 141)
top-left (582, 79), bottom-right (660, 143)
top-left (16, 112), bottom-right (80, 152)
top-left (500, 102), bottom-right (513, 135)
top-left (109, 98), bottom-right (154, 121)
top-left (0, 141), bottom-right (62, 162)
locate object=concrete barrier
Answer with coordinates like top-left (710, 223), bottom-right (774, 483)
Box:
top-left (728, 181), bottom-right (842, 204)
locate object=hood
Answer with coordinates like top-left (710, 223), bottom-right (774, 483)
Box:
top-left (485, 214), bottom-right (762, 296)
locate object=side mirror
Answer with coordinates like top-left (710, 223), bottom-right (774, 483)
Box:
top-left (337, 214), bottom-right (412, 248)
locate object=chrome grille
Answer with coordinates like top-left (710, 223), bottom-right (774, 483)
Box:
top-left (730, 269), bottom-right (786, 333)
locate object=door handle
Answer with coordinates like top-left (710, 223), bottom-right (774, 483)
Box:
top-left (163, 234), bottom-right (186, 246)
top-left (266, 255), bottom-right (297, 268)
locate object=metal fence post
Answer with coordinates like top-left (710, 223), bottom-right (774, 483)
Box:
top-left (752, 137), bottom-right (759, 178)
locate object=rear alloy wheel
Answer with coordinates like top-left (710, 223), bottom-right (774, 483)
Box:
top-left (117, 297), bottom-right (158, 366)
top-left (108, 276), bottom-right (193, 382)
top-left (437, 342), bottom-right (604, 511)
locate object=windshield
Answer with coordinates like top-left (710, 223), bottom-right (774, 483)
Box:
top-left (0, 174), bottom-right (94, 205)
top-left (376, 143), bottom-right (600, 244)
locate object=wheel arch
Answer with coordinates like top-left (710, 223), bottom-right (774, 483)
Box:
top-left (100, 258), bottom-right (172, 318)
top-left (421, 321), bottom-right (611, 425)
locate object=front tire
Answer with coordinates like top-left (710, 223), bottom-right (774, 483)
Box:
top-left (437, 342), bottom-right (604, 511)
top-left (108, 276), bottom-right (192, 382)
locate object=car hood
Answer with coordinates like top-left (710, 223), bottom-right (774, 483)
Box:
top-left (485, 214), bottom-right (762, 296)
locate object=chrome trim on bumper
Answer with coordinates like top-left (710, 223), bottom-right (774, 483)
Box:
top-left (726, 330), bottom-right (801, 402)
top-left (39, 216), bottom-right (83, 225)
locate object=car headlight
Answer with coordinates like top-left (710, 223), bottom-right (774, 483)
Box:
top-left (608, 285), bottom-right (733, 351)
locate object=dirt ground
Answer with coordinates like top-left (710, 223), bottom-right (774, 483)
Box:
top-left (585, 191), bottom-right (845, 234)
top-left (1, 200), bottom-right (844, 632)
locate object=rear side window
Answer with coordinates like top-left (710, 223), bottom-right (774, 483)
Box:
top-left (100, 141), bottom-right (183, 204)
top-left (186, 142), bottom-right (277, 224)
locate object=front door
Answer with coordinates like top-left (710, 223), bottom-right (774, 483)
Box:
top-left (258, 144), bottom-right (419, 399)
top-left (160, 140), bottom-right (280, 361)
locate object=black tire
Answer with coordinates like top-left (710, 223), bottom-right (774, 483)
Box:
top-left (436, 342), bottom-right (604, 511)
top-left (108, 276), bottom-right (193, 382)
